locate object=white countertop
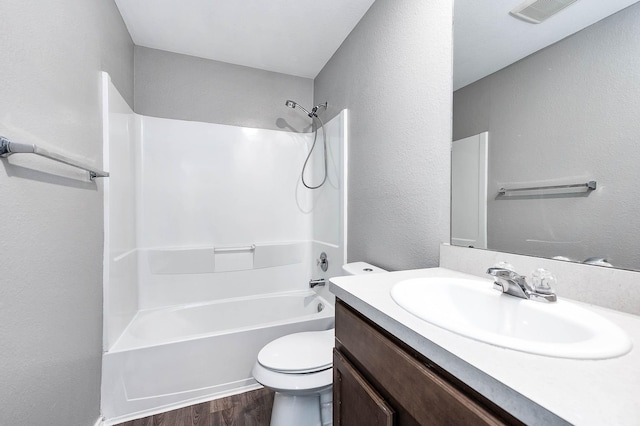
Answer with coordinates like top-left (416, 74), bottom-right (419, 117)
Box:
top-left (330, 267), bottom-right (640, 426)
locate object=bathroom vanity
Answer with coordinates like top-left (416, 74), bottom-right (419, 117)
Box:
top-left (334, 300), bottom-right (520, 425)
top-left (330, 268), bottom-right (640, 425)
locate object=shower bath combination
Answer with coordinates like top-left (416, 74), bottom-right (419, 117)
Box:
top-left (286, 100), bottom-right (328, 189)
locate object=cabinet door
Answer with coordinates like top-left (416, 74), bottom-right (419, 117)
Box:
top-left (334, 348), bottom-right (394, 426)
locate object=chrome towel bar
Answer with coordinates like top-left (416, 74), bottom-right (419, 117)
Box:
top-left (498, 180), bottom-right (596, 195)
top-left (0, 135), bottom-right (109, 181)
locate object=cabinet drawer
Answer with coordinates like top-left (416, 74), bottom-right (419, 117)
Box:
top-left (336, 301), bottom-right (513, 425)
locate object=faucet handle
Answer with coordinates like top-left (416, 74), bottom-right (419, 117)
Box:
top-left (531, 268), bottom-right (556, 295)
top-left (487, 262), bottom-right (518, 279)
top-left (494, 261), bottom-right (515, 270)
top-left (486, 267), bottom-right (512, 277)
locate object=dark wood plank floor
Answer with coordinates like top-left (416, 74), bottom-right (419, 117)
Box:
top-left (116, 387), bottom-right (275, 426)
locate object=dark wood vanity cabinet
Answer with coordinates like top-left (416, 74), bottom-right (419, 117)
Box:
top-left (333, 300), bottom-right (523, 426)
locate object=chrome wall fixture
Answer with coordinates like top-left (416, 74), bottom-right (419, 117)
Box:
top-left (317, 252), bottom-right (329, 272)
top-left (285, 100), bottom-right (329, 189)
top-left (498, 180), bottom-right (596, 196)
top-left (0, 135), bottom-right (109, 181)
top-left (213, 244), bottom-right (256, 253)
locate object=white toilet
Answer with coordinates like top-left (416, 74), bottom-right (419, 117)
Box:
top-left (252, 262), bottom-right (387, 426)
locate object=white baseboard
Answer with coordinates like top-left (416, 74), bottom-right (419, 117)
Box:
top-left (93, 416), bottom-right (105, 426)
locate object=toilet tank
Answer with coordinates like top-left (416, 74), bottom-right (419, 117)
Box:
top-left (342, 262), bottom-right (387, 276)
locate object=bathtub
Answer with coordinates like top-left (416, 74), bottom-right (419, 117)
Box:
top-left (101, 290), bottom-right (334, 424)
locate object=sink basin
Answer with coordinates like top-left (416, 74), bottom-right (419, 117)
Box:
top-left (391, 277), bottom-right (632, 359)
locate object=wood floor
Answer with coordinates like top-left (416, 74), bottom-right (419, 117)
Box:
top-left (116, 388), bottom-right (275, 426)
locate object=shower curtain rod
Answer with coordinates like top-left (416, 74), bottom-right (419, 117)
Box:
top-left (0, 135), bottom-right (109, 181)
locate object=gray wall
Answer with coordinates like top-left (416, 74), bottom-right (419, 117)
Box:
top-left (453, 3), bottom-right (640, 270)
top-left (134, 46), bottom-right (314, 132)
top-left (314, 0), bottom-right (454, 271)
top-left (0, 1), bottom-right (133, 425)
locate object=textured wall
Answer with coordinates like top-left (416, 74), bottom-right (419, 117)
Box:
top-left (314, 0), bottom-right (454, 271)
top-left (0, 1), bottom-right (133, 425)
top-left (453, 3), bottom-right (640, 270)
top-left (134, 46), bottom-right (314, 132)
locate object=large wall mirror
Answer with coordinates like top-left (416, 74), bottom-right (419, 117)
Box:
top-left (452, 0), bottom-right (640, 271)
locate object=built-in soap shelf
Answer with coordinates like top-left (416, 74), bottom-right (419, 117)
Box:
top-left (146, 242), bottom-right (305, 274)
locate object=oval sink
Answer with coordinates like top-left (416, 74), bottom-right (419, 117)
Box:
top-left (391, 277), bottom-right (632, 359)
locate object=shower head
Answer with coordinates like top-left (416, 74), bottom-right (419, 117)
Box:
top-left (285, 99), bottom-right (312, 117)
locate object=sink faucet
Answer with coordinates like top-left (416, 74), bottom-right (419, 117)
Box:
top-left (486, 267), bottom-right (557, 303)
top-left (309, 278), bottom-right (325, 288)
top-left (583, 257), bottom-right (613, 267)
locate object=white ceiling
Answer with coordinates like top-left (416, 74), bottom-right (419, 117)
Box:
top-left (114, 0), bottom-right (375, 79)
top-left (114, 0), bottom-right (639, 88)
top-left (454, 0), bottom-right (640, 90)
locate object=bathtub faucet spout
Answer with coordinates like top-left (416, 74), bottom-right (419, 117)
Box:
top-left (309, 278), bottom-right (325, 288)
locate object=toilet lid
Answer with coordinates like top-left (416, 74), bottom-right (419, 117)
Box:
top-left (257, 329), bottom-right (334, 373)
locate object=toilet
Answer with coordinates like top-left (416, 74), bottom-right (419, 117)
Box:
top-left (252, 262), bottom-right (387, 426)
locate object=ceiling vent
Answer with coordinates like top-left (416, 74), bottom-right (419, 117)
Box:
top-left (510, 0), bottom-right (579, 24)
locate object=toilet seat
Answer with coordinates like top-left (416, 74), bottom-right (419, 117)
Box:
top-left (257, 329), bottom-right (334, 374)
top-left (252, 329), bottom-right (335, 394)
top-left (252, 362), bottom-right (333, 394)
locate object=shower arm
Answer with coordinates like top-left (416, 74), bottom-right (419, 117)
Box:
top-left (293, 104), bottom-right (313, 117)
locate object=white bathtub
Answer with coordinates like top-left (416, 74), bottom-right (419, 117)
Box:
top-left (101, 290), bottom-right (334, 424)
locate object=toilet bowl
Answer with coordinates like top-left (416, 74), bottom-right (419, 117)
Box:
top-left (252, 262), bottom-right (387, 426)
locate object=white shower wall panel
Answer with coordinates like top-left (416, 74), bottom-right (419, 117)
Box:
top-left (139, 116), bottom-right (314, 248)
top-left (311, 110), bottom-right (347, 248)
top-left (102, 73), bottom-right (139, 348)
top-left (137, 248), bottom-right (312, 309)
top-left (137, 117), bottom-right (316, 309)
top-left (307, 110), bottom-right (349, 304)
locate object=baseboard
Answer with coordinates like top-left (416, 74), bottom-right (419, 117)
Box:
top-left (93, 416), bottom-right (105, 426)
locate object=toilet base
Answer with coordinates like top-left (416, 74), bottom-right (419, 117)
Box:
top-left (270, 388), bottom-right (332, 426)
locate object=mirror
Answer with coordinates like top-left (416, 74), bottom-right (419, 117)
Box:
top-left (452, 1), bottom-right (640, 271)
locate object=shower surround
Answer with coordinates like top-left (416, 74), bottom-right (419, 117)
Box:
top-left (100, 74), bottom-right (347, 423)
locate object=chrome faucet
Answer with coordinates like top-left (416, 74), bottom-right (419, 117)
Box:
top-left (486, 267), bottom-right (557, 303)
top-left (309, 278), bottom-right (326, 288)
top-left (583, 257), bottom-right (613, 267)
